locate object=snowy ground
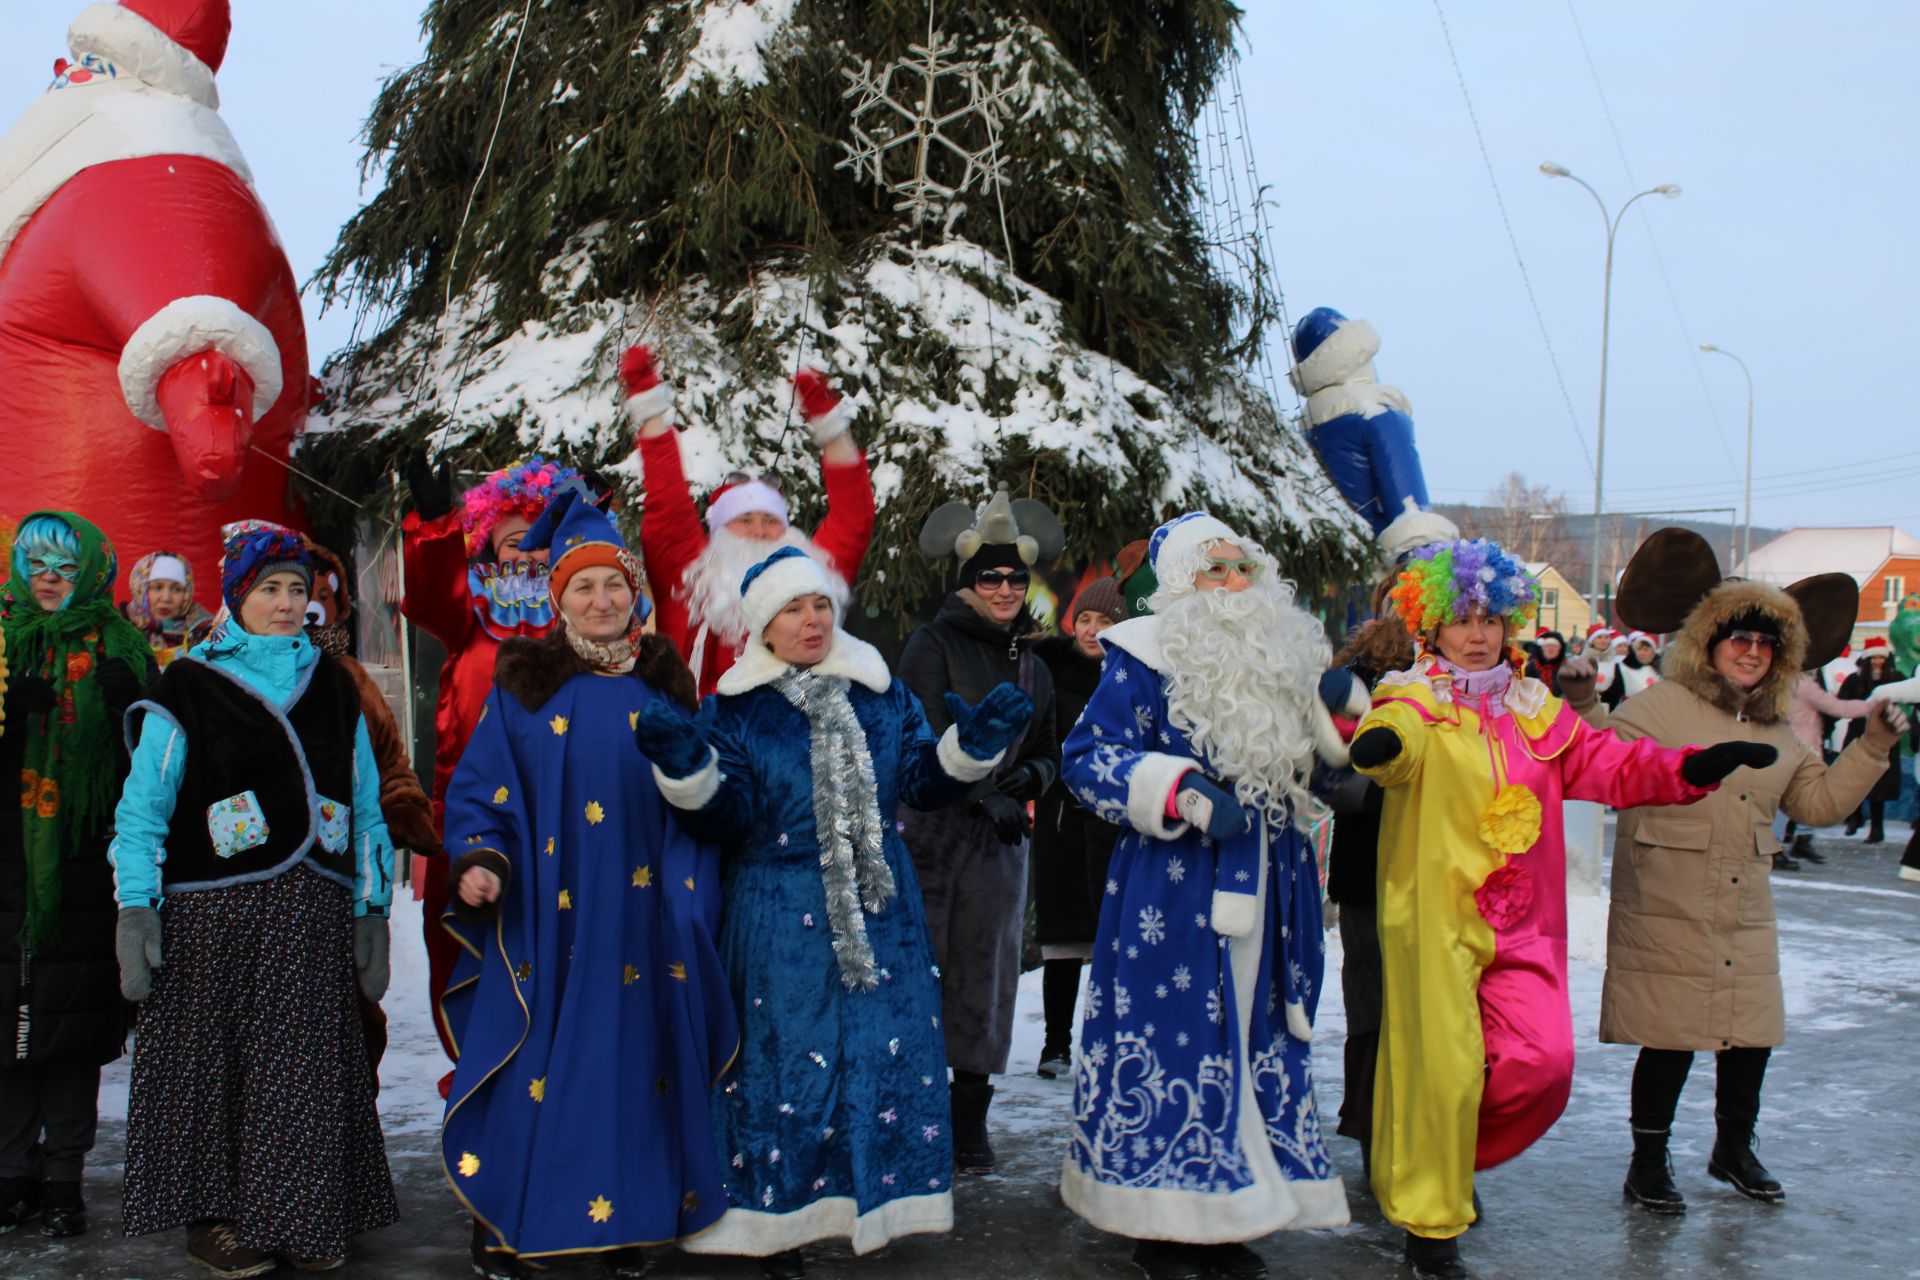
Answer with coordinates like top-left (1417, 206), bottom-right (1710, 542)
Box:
top-left (15, 817), bottom-right (1920, 1279)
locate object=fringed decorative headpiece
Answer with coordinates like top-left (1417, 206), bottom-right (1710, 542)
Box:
top-left (460, 456), bottom-right (579, 556)
top-left (1388, 537), bottom-right (1538, 635)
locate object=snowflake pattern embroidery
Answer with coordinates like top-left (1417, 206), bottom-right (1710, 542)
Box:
top-left (1206, 988), bottom-right (1225, 1025)
top-left (1133, 704), bottom-right (1155, 738)
top-left (1106, 878), bottom-right (1120, 897)
top-left (1167, 856), bottom-right (1185, 884)
top-left (1139, 905), bottom-right (1167, 945)
top-left (1155, 984), bottom-right (1168, 999)
top-left (1173, 964), bottom-right (1193, 992)
top-left (1113, 983), bottom-right (1132, 1018)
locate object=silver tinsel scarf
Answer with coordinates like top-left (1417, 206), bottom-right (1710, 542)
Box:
top-left (773, 668), bottom-right (895, 991)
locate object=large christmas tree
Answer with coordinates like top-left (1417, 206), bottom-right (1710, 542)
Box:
top-left (308, 0), bottom-right (1368, 621)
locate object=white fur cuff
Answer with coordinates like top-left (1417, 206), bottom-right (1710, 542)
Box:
top-left (1126, 752), bottom-right (1196, 841)
top-left (623, 382), bottom-right (674, 425)
top-left (652, 748), bottom-right (723, 811)
top-left (118, 295), bottom-right (282, 430)
top-left (1309, 700), bottom-right (1350, 769)
top-left (804, 399), bottom-right (852, 447)
top-left (937, 725), bottom-right (1003, 783)
top-left (1210, 889), bottom-right (1256, 938)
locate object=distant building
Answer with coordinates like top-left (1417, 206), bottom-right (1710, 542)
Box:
top-left (1525, 562), bottom-right (1592, 637)
top-left (1737, 526), bottom-right (1920, 641)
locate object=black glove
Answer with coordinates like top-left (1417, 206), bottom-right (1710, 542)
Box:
top-left (1349, 728), bottom-right (1402, 770)
top-left (4, 675), bottom-right (56, 717)
top-left (407, 444), bottom-right (456, 521)
top-left (979, 793), bottom-right (1031, 844)
top-left (994, 760), bottom-right (1048, 802)
top-left (1681, 741), bottom-right (1778, 787)
top-left (94, 656), bottom-right (147, 709)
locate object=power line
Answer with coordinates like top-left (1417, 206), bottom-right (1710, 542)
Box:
top-left (1430, 0), bottom-right (1594, 480)
top-left (1562, 0), bottom-right (1743, 484)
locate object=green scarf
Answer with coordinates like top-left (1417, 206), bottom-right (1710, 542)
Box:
top-left (2, 512), bottom-right (152, 950)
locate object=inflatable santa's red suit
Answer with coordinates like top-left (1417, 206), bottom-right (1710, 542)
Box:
top-left (0, 0), bottom-right (308, 592)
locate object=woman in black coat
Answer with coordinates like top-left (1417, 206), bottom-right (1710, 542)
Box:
top-left (1839, 645), bottom-right (1909, 842)
top-left (1029, 578), bottom-right (1127, 1080)
top-left (0, 511), bottom-right (153, 1240)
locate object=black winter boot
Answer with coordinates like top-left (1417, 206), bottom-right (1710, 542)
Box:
top-left (950, 1079), bottom-right (997, 1174)
top-left (1791, 833), bottom-right (1824, 863)
top-left (0, 1176), bottom-right (41, 1233)
top-left (1622, 1127), bottom-right (1686, 1214)
top-left (38, 1179), bottom-right (86, 1238)
top-left (1403, 1231), bottom-right (1469, 1279)
top-left (1194, 1242), bottom-right (1268, 1279)
top-left (758, 1250), bottom-right (806, 1279)
top-left (1771, 849), bottom-right (1802, 872)
top-left (1708, 1129), bottom-right (1784, 1203)
top-left (1130, 1240), bottom-right (1208, 1280)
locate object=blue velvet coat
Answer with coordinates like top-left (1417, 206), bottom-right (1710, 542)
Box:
top-left (439, 648), bottom-right (737, 1260)
top-left (1057, 620), bottom-right (1348, 1242)
top-left (665, 632), bottom-right (989, 1257)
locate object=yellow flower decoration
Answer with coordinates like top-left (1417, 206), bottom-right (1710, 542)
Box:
top-left (458, 1152), bottom-right (481, 1177)
top-left (544, 836), bottom-right (555, 856)
top-left (628, 710), bottom-right (641, 730)
top-left (529, 1077), bottom-right (546, 1102)
top-left (667, 961), bottom-right (687, 982)
top-left (558, 890), bottom-right (573, 910)
top-left (632, 865), bottom-right (653, 888)
top-left (588, 1196), bottom-right (614, 1224)
top-left (549, 715), bottom-right (569, 735)
top-left (492, 785), bottom-right (509, 805)
top-left (1479, 784), bottom-right (1543, 855)
top-left (622, 964), bottom-right (639, 986)
top-left (585, 800), bottom-right (605, 825)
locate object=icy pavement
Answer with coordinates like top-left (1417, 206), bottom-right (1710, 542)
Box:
top-left (8, 822), bottom-right (1919, 1279)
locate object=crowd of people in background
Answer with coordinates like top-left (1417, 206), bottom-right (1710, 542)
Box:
top-left (1, 360), bottom-right (1915, 1280)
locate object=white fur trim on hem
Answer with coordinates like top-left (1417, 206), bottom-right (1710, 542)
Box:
top-left (1288, 316), bottom-right (1380, 397)
top-left (1060, 1145), bottom-right (1349, 1241)
top-left (118, 295), bottom-right (282, 429)
top-left (1210, 889), bottom-right (1256, 938)
top-left (652, 748), bottom-right (723, 810)
top-left (622, 382), bottom-right (674, 424)
top-left (680, 1190), bottom-right (952, 1257)
top-left (716, 628), bottom-right (891, 697)
top-left (937, 724), bottom-right (1003, 782)
top-left (1126, 752), bottom-right (1195, 841)
top-left (69, 3), bottom-right (220, 106)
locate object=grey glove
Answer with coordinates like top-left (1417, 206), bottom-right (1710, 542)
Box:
top-left (354, 915), bottom-right (391, 1001)
top-left (116, 907), bottom-right (163, 1003)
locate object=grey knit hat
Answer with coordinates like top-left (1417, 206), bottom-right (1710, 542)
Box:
top-left (1070, 576), bottom-right (1127, 627)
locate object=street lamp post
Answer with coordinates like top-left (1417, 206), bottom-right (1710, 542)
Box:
top-left (1699, 342), bottom-right (1755, 569)
top-left (1540, 162), bottom-right (1681, 620)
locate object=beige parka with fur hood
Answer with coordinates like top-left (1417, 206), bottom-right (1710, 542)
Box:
top-left (1588, 579), bottom-right (1892, 1050)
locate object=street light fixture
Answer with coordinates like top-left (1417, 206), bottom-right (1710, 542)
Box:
top-left (1698, 343), bottom-right (1755, 569)
top-left (1541, 161), bottom-right (1683, 620)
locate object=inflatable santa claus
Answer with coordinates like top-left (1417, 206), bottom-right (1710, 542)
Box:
top-left (0, 0), bottom-right (307, 598)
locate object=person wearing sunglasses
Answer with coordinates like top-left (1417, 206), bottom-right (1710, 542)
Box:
top-left (0, 511), bottom-right (154, 1243)
top-left (1559, 530), bottom-right (1906, 1224)
top-left (621, 345), bottom-right (877, 699)
top-left (897, 487), bottom-right (1063, 1176)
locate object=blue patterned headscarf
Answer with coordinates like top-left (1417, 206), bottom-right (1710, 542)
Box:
top-left (219, 522), bottom-right (312, 617)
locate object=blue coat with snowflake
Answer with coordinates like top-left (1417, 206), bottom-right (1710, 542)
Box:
top-left (1058, 620), bottom-right (1348, 1241)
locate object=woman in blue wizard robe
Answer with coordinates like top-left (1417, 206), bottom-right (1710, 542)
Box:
top-left (1058, 514), bottom-right (1349, 1280)
top-left (632, 547), bottom-right (1032, 1280)
top-left (438, 488), bottom-right (738, 1280)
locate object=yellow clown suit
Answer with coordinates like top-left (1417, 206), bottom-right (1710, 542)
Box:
top-left (1351, 539), bottom-right (1714, 1243)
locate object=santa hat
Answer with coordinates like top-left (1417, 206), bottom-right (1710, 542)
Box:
top-left (520, 486), bottom-right (650, 624)
top-left (70, 2), bottom-right (230, 93)
top-left (1587, 627), bottom-right (1616, 649)
top-left (1859, 636), bottom-right (1890, 659)
top-left (1627, 631), bottom-right (1657, 648)
top-left (705, 478), bottom-right (789, 534)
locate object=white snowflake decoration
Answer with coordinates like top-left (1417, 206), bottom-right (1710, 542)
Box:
top-left (837, 30), bottom-right (1027, 244)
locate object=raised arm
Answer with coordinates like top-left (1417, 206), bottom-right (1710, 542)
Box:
top-left (897, 681), bottom-right (1030, 811)
top-left (632, 697), bottom-right (756, 847)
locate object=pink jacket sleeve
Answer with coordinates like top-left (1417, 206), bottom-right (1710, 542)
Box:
top-left (1800, 679), bottom-right (1872, 721)
top-left (1557, 709), bottom-right (1714, 810)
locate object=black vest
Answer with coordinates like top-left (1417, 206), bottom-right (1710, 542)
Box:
top-left (128, 653), bottom-right (362, 894)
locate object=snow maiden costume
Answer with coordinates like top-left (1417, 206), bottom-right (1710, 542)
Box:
top-left (109, 522), bottom-right (398, 1270)
top-left (1058, 513), bottom-right (1351, 1278)
top-left (437, 490), bottom-right (736, 1274)
top-left (634, 547), bottom-right (1032, 1272)
top-left (1350, 536), bottom-right (1765, 1275)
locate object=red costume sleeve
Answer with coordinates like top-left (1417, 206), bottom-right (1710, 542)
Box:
top-left (812, 451), bottom-right (877, 585)
top-left (638, 430), bottom-right (709, 654)
top-left (400, 509), bottom-right (477, 651)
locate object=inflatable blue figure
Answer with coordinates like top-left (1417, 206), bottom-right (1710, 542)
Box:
top-left (1290, 307), bottom-right (1456, 561)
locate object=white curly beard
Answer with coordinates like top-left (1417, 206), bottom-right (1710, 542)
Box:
top-left (1154, 549), bottom-right (1332, 830)
top-left (681, 526), bottom-right (846, 648)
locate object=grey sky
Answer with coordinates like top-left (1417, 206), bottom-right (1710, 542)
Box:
top-left (5, 1), bottom-right (1913, 533)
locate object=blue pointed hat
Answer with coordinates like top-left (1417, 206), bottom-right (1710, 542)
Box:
top-left (521, 482), bottom-right (650, 621)
top-left (1290, 306), bottom-right (1349, 364)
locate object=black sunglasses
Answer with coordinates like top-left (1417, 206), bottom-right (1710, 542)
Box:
top-left (722, 470), bottom-right (784, 495)
top-left (974, 569), bottom-right (1031, 591)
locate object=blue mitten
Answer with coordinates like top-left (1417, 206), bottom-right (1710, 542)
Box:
top-left (1175, 775), bottom-right (1252, 840)
top-left (944, 685), bottom-right (1033, 760)
top-left (1317, 668), bottom-right (1364, 715)
top-left (634, 699), bottom-right (712, 779)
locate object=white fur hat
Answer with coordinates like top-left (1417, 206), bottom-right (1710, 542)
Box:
top-left (739, 546), bottom-right (835, 639)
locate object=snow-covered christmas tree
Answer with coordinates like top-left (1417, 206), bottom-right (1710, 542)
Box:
top-left (308, 0), bottom-right (1368, 620)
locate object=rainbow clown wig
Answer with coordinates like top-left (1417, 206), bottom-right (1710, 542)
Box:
top-left (459, 456), bottom-right (580, 557)
top-left (1387, 537), bottom-right (1539, 636)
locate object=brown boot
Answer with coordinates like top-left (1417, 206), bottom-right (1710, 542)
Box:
top-left (186, 1221), bottom-right (277, 1278)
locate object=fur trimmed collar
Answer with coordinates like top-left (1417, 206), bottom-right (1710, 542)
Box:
top-left (717, 628), bottom-right (891, 697)
top-left (1661, 578), bottom-right (1807, 724)
top-left (495, 631), bottom-right (696, 712)
top-left (1098, 615), bottom-right (1166, 672)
